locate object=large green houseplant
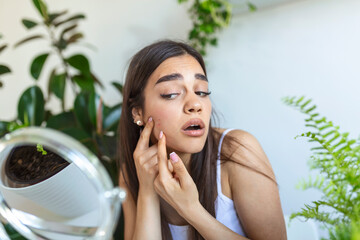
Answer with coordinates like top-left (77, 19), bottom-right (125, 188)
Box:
top-left (0, 0), bottom-right (123, 239)
top-left (283, 96), bottom-right (360, 240)
top-left (0, 0), bottom-right (123, 185)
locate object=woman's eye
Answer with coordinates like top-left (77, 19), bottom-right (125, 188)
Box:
top-left (160, 93), bottom-right (179, 99)
top-left (195, 91), bottom-right (211, 97)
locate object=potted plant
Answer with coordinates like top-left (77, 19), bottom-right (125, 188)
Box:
top-left (4, 144), bottom-right (68, 187)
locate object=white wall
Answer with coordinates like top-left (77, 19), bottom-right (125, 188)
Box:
top-left (0, 0), bottom-right (192, 117)
top-left (1, 0), bottom-right (360, 237)
top-left (206, 0), bottom-right (360, 237)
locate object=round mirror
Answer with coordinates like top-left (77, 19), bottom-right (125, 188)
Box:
top-left (0, 127), bottom-right (126, 240)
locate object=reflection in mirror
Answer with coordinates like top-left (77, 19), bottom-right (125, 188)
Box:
top-left (0, 127), bottom-right (126, 240)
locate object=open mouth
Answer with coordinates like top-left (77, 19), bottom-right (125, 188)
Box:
top-left (184, 125), bottom-right (202, 131)
top-left (181, 119), bottom-right (205, 137)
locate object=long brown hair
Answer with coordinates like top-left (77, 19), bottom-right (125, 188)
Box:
top-left (117, 40), bottom-right (219, 240)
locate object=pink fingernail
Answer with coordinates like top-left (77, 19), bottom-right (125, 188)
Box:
top-left (159, 131), bottom-right (163, 139)
top-left (170, 152), bottom-right (178, 163)
top-left (148, 117), bottom-right (152, 122)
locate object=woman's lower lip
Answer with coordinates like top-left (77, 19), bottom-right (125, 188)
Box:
top-left (181, 128), bottom-right (205, 137)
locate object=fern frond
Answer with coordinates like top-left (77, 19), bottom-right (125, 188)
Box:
top-left (283, 95), bottom-right (360, 238)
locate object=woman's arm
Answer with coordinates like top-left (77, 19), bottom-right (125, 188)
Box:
top-left (119, 171), bottom-right (136, 240)
top-left (119, 169), bottom-right (162, 240)
top-left (183, 202), bottom-right (249, 240)
top-left (154, 132), bottom-right (249, 240)
top-left (225, 130), bottom-right (287, 240)
top-left (119, 117), bottom-right (162, 240)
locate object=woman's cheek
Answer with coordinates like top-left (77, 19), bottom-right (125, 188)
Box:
top-left (155, 113), bottom-right (174, 137)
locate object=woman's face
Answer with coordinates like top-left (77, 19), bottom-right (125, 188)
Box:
top-left (138, 54), bottom-right (212, 154)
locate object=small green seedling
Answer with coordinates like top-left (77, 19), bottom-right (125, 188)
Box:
top-left (36, 144), bottom-right (47, 155)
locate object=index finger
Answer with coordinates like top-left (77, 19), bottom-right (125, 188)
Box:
top-left (135, 117), bottom-right (154, 151)
top-left (158, 131), bottom-right (171, 178)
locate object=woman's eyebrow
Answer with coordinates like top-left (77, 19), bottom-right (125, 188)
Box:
top-left (155, 73), bottom-right (208, 85)
top-left (195, 73), bottom-right (208, 82)
top-left (156, 73), bottom-right (183, 84)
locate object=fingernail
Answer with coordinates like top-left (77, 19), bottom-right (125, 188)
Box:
top-left (159, 130), bottom-right (163, 139)
top-left (148, 117), bottom-right (152, 122)
top-left (170, 152), bottom-right (178, 163)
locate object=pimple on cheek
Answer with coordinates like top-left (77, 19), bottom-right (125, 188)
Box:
top-left (156, 120), bottom-right (161, 128)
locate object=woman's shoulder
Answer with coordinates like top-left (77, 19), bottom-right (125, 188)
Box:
top-left (214, 128), bottom-right (275, 180)
top-left (213, 127), bottom-right (258, 150)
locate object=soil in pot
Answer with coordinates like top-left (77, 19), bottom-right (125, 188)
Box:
top-left (5, 145), bottom-right (70, 186)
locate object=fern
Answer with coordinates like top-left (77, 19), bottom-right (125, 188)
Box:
top-left (283, 96), bottom-right (360, 238)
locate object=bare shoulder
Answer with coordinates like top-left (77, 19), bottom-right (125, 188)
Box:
top-left (220, 129), bottom-right (275, 181)
top-left (220, 129), bottom-right (286, 239)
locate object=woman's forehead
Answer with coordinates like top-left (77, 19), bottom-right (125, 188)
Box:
top-left (149, 55), bottom-right (205, 83)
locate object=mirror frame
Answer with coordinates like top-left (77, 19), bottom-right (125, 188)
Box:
top-left (0, 127), bottom-right (125, 240)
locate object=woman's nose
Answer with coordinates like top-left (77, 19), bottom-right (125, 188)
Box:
top-left (184, 95), bottom-right (202, 114)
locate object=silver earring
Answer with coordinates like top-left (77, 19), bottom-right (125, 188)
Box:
top-left (136, 120), bottom-right (142, 126)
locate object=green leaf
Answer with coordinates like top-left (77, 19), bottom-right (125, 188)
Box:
top-left (0, 65), bottom-right (11, 75)
top-left (54, 14), bottom-right (85, 27)
top-left (17, 86), bottom-right (45, 126)
top-left (112, 82), bottom-right (123, 95)
top-left (72, 74), bottom-right (95, 92)
top-left (0, 44), bottom-right (7, 54)
top-left (14, 34), bottom-right (45, 48)
top-left (30, 53), bottom-right (49, 80)
top-left (66, 32), bottom-right (83, 44)
top-left (88, 92), bottom-right (101, 127)
top-left (296, 96), bottom-right (305, 105)
top-left (301, 99), bottom-right (312, 109)
top-left (46, 111), bottom-right (77, 130)
top-left (0, 121), bottom-right (9, 137)
top-left (4, 223), bottom-right (27, 240)
top-left (0, 80), bottom-right (3, 88)
top-left (66, 54), bottom-right (90, 73)
top-left (47, 69), bottom-right (56, 96)
top-left (32, 0), bottom-right (48, 19)
top-left (6, 121), bottom-right (27, 132)
top-left (247, 2), bottom-right (257, 12)
top-left (49, 72), bottom-right (66, 100)
top-left (103, 103), bottom-right (121, 132)
top-left (22, 19), bottom-right (38, 29)
top-left (55, 38), bottom-right (68, 50)
top-left (74, 91), bottom-right (93, 133)
top-left (47, 10), bottom-right (68, 24)
top-left (189, 29), bottom-right (199, 40)
top-left (199, 24), bottom-right (214, 34)
top-left (210, 38), bottom-right (217, 46)
top-left (60, 24), bottom-right (77, 40)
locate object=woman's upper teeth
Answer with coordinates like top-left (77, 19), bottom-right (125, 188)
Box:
top-left (186, 125), bottom-right (200, 130)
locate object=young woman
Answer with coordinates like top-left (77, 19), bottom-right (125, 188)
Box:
top-left (118, 40), bottom-right (287, 240)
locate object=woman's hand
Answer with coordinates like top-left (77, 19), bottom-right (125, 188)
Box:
top-left (154, 131), bottom-right (200, 217)
top-left (133, 117), bottom-right (159, 196)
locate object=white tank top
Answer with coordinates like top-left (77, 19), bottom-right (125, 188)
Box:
top-left (169, 129), bottom-right (246, 239)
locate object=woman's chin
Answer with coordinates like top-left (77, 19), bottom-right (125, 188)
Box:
top-left (167, 143), bottom-right (205, 155)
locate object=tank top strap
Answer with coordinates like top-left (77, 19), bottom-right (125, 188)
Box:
top-left (217, 129), bottom-right (235, 194)
top-left (217, 129), bottom-right (234, 159)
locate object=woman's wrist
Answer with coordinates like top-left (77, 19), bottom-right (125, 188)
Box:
top-left (138, 186), bottom-right (159, 202)
top-left (178, 200), bottom-right (203, 222)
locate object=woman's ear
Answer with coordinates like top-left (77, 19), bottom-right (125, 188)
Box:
top-left (132, 107), bottom-right (143, 126)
